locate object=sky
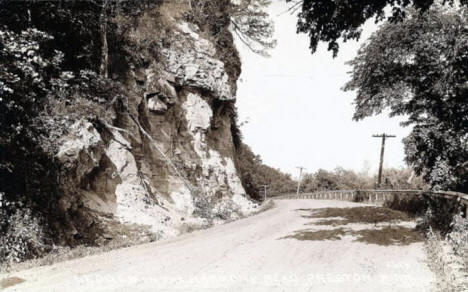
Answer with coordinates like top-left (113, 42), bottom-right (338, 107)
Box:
top-left (235, 1), bottom-right (412, 177)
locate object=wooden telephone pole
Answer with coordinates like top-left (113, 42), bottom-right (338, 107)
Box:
top-left (296, 167), bottom-right (305, 195)
top-left (372, 134), bottom-right (396, 188)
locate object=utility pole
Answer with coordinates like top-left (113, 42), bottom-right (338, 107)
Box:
top-left (296, 167), bottom-right (305, 195)
top-left (372, 133), bottom-right (396, 188)
top-left (261, 185), bottom-right (268, 201)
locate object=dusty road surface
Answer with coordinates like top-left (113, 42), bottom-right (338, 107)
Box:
top-left (2, 200), bottom-right (434, 292)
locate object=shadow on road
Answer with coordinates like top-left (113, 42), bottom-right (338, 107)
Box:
top-left (281, 206), bottom-right (423, 245)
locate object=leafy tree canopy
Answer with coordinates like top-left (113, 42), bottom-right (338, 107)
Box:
top-left (300, 167), bottom-right (426, 192)
top-left (344, 6), bottom-right (468, 191)
top-left (288, 0), bottom-right (467, 56)
top-left (236, 144), bottom-right (296, 199)
top-left (230, 0), bottom-right (277, 56)
top-left (190, 0), bottom-right (276, 56)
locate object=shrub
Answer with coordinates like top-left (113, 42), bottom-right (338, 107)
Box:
top-left (0, 205), bottom-right (47, 265)
top-left (447, 214), bottom-right (468, 266)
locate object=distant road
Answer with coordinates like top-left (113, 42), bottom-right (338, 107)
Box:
top-left (4, 200), bottom-right (434, 292)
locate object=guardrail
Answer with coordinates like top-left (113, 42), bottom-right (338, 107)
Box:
top-left (275, 189), bottom-right (468, 215)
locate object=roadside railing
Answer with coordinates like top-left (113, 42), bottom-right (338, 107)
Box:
top-left (275, 189), bottom-right (468, 215)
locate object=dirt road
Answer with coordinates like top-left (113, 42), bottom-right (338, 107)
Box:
top-left (2, 200), bottom-right (434, 291)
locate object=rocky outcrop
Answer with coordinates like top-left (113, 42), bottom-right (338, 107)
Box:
top-left (48, 18), bottom-right (258, 245)
top-left (56, 120), bottom-right (105, 186)
top-left (161, 23), bottom-right (233, 100)
top-left (0, 2), bottom-right (259, 265)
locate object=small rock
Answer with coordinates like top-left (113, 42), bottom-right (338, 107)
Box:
top-left (148, 97), bottom-right (168, 114)
top-left (134, 69), bottom-right (147, 84)
top-left (158, 79), bottom-right (177, 101)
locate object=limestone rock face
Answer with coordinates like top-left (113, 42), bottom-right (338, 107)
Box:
top-left (50, 16), bottom-right (257, 244)
top-left (56, 120), bottom-right (104, 183)
top-left (161, 22), bottom-right (233, 100)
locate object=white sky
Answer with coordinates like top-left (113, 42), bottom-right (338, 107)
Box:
top-left (235, 1), bottom-right (412, 177)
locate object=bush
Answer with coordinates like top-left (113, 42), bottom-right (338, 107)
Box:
top-left (448, 215), bottom-right (468, 268)
top-left (0, 205), bottom-right (47, 265)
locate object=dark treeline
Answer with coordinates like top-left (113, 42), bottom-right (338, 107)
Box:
top-left (236, 144), bottom-right (297, 200)
top-left (299, 167), bottom-right (428, 193)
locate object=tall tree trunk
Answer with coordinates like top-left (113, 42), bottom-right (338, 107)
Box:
top-left (100, 1), bottom-right (109, 78)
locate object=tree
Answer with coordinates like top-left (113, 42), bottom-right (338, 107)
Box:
top-left (380, 168), bottom-right (428, 190)
top-left (299, 167), bottom-right (426, 191)
top-left (100, 0), bottom-right (110, 78)
top-left (191, 0), bottom-right (276, 56)
top-left (0, 0), bottom-right (133, 262)
top-left (0, 28), bottom-right (65, 187)
top-left (344, 6), bottom-right (468, 191)
top-left (287, 0), bottom-right (467, 56)
top-left (235, 144), bottom-right (296, 199)
top-left (230, 0), bottom-right (277, 56)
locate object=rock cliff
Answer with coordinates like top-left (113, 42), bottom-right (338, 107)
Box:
top-left (56, 17), bottom-right (257, 236)
top-left (0, 1), bottom-right (258, 263)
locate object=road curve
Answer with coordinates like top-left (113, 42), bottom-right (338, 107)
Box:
top-left (3, 200), bottom-right (434, 292)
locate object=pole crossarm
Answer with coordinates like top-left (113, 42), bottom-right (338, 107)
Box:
top-left (372, 134), bottom-right (396, 138)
